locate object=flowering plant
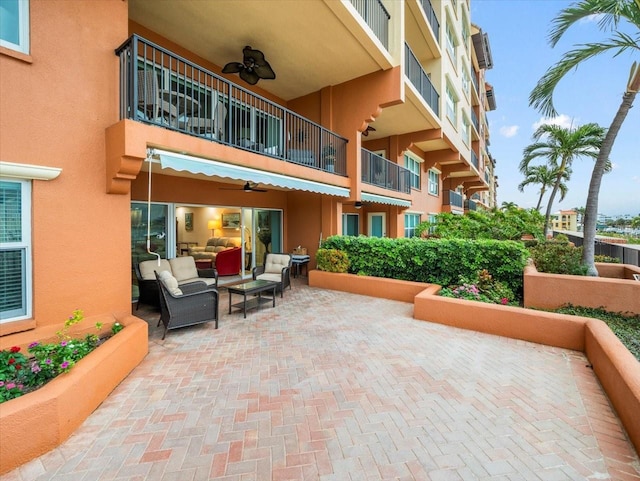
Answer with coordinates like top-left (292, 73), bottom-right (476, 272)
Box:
top-left (0, 310), bottom-right (123, 403)
top-left (440, 269), bottom-right (518, 306)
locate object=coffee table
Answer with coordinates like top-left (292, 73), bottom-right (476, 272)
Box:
top-left (227, 279), bottom-right (277, 318)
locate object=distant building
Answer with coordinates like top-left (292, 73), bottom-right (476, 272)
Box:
top-left (551, 210), bottom-right (578, 232)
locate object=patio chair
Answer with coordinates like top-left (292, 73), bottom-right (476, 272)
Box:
top-left (186, 97), bottom-right (227, 140)
top-left (155, 271), bottom-right (219, 340)
top-left (252, 252), bottom-right (292, 298)
top-left (137, 69), bottom-right (178, 123)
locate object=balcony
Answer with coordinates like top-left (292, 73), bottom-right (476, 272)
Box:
top-left (464, 199), bottom-right (477, 211)
top-left (419, 0), bottom-right (440, 41)
top-left (116, 35), bottom-right (347, 176)
top-left (471, 109), bottom-right (479, 132)
top-left (405, 43), bottom-right (440, 115)
top-left (349, 0), bottom-right (391, 50)
top-left (471, 150), bottom-right (479, 170)
top-left (361, 149), bottom-right (411, 194)
top-left (443, 190), bottom-right (464, 209)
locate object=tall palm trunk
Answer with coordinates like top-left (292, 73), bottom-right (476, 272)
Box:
top-left (543, 158), bottom-right (568, 237)
top-left (535, 186), bottom-right (547, 211)
top-left (583, 88), bottom-right (638, 275)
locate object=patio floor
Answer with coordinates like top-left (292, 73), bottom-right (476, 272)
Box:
top-left (6, 278), bottom-right (640, 480)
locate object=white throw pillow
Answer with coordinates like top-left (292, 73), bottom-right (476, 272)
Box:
top-left (158, 270), bottom-right (183, 296)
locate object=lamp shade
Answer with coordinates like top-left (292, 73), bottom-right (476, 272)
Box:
top-left (208, 220), bottom-right (216, 230)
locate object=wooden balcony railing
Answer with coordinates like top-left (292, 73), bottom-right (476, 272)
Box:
top-left (115, 35), bottom-right (348, 176)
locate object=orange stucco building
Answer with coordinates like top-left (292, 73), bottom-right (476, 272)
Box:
top-left (0, 0), bottom-right (496, 334)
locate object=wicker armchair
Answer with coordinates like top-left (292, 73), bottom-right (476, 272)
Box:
top-left (155, 271), bottom-right (219, 340)
top-left (252, 252), bottom-right (292, 298)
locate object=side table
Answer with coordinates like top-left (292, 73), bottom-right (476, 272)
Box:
top-left (195, 259), bottom-right (213, 270)
top-left (291, 254), bottom-right (310, 278)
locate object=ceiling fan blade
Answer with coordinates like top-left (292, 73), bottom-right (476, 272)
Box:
top-left (254, 62), bottom-right (276, 80)
top-left (239, 68), bottom-right (260, 85)
top-left (222, 62), bottom-right (244, 74)
top-left (243, 46), bottom-right (265, 64)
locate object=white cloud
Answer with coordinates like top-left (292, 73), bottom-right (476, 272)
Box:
top-left (633, 176), bottom-right (640, 184)
top-left (532, 114), bottom-right (579, 131)
top-left (499, 125), bottom-right (520, 138)
top-left (580, 13), bottom-right (604, 24)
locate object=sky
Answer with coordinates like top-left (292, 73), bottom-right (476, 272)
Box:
top-left (470, 0), bottom-right (640, 218)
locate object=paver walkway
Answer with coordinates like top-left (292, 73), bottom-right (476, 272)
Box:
top-left (5, 279), bottom-right (640, 480)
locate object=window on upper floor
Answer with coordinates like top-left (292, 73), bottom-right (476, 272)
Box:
top-left (445, 20), bottom-right (457, 66)
top-left (462, 114), bottom-right (471, 146)
top-left (461, 12), bottom-right (470, 52)
top-left (445, 83), bottom-right (458, 126)
top-left (462, 66), bottom-right (471, 98)
top-left (428, 169), bottom-right (440, 196)
top-left (404, 153), bottom-right (421, 190)
top-left (0, 179), bottom-right (31, 322)
top-left (404, 213), bottom-right (421, 238)
top-left (0, 0), bottom-right (30, 54)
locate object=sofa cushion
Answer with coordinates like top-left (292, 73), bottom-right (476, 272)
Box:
top-left (139, 259), bottom-right (172, 281)
top-left (158, 270), bottom-right (183, 296)
top-left (264, 254), bottom-right (291, 274)
top-left (169, 257), bottom-right (199, 282)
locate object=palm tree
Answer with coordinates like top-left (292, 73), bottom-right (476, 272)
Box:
top-left (520, 123), bottom-right (606, 237)
top-left (529, 0), bottom-right (640, 275)
top-left (518, 164), bottom-right (571, 211)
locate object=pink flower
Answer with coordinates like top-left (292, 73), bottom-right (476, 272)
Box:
top-left (501, 298), bottom-right (508, 305)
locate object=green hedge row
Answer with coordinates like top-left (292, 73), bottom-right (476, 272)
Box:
top-left (320, 236), bottom-right (529, 293)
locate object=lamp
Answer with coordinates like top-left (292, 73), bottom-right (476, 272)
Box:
top-left (355, 201), bottom-right (363, 209)
top-left (208, 219), bottom-right (221, 237)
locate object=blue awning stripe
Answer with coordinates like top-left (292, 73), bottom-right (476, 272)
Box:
top-left (361, 192), bottom-right (411, 207)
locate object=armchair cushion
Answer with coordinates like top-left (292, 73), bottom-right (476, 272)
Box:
top-left (138, 259), bottom-right (172, 281)
top-left (264, 254), bottom-right (291, 274)
top-left (169, 256), bottom-right (199, 283)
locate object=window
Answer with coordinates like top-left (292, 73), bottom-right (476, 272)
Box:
top-left (428, 213), bottom-right (438, 234)
top-left (461, 13), bottom-right (470, 52)
top-left (404, 153), bottom-right (421, 190)
top-left (462, 114), bottom-right (470, 146)
top-left (445, 20), bottom-right (457, 65)
top-left (428, 169), bottom-right (440, 196)
top-left (0, 179), bottom-right (31, 322)
top-left (342, 213), bottom-right (359, 236)
top-left (462, 67), bottom-right (470, 98)
top-left (445, 83), bottom-right (458, 126)
top-left (404, 213), bottom-right (421, 238)
top-left (0, 0), bottom-right (29, 54)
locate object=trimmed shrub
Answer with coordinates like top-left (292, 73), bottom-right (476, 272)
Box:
top-left (594, 255), bottom-right (620, 264)
top-left (529, 241), bottom-right (587, 275)
top-left (316, 248), bottom-right (350, 273)
top-left (319, 236), bottom-right (529, 294)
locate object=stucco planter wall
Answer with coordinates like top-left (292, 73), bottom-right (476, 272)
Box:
top-left (310, 269), bottom-right (640, 456)
top-left (0, 314), bottom-right (148, 475)
top-left (524, 263), bottom-right (640, 315)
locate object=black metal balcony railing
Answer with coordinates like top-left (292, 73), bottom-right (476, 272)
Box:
top-left (419, 0), bottom-right (440, 40)
top-left (464, 199), bottom-right (477, 211)
top-left (116, 35), bottom-right (347, 176)
top-left (361, 149), bottom-right (411, 194)
top-left (350, 0), bottom-right (390, 50)
top-left (470, 150), bottom-right (479, 170)
top-left (471, 109), bottom-right (479, 132)
top-left (405, 43), bottom-right (440, 115)
top-left (443, 190), bottom-right (463, 209)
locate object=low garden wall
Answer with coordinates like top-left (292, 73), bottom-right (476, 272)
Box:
top-left (0, 313), bottom-right (148, 475)
top-left (524, 263), bottom-right (640, 314)
top-left (310, 269), bottom-right (640, 456)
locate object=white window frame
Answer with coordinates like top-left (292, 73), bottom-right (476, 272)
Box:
top-left (342, 213), bottom-right (359, 236)
top-left (445, 82), bottom-right (458, 126)
top-left (462, 66), bottom-right (471, 98)
top-left (427, 213), bottom-right (438, 234)
top-left (404, 213), bottom-right (421, 238)
top-left (428, 169), bottom-right (440, 196)
top-left (0, 0), bottom-right (30, 54)
top-left (445, 20), bottom-right (457, 66)
top-left (462, 113), bottom-right (471, 146)
top-left (0, 178), bottom-right (32, 322)
top-left (404, 152), bottom-right (422, 190)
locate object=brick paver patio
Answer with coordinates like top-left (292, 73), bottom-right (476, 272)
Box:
top-left (5, 279), bottom-right (640, 480)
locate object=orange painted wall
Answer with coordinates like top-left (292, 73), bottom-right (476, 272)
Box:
top-left (0, 0), bottom-right (131, 335)
top-left (524, 264), bottom-right (640, 315)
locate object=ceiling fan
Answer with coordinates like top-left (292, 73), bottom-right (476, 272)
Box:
top-left (222, 46), bottom-right (276, 86)
top-left (362, 125), bottom-right (376, 137)
top-left (220, 182), bottom-right (268, 193)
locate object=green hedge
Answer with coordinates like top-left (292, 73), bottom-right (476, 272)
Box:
top-left (320, 236), bottom-right (529, 293)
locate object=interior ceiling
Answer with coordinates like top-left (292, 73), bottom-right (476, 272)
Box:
top-left (129, 0), bottom-right (383, 101)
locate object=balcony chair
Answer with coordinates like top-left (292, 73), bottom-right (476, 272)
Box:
top-left (155, 271), bottom-right (219, 340)
top-left (252, 252), bottom-right (292, 298)
top-left (186, 97), bottom-right (228, 140)
top-left (137, 69), bottom-right (198, 126)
